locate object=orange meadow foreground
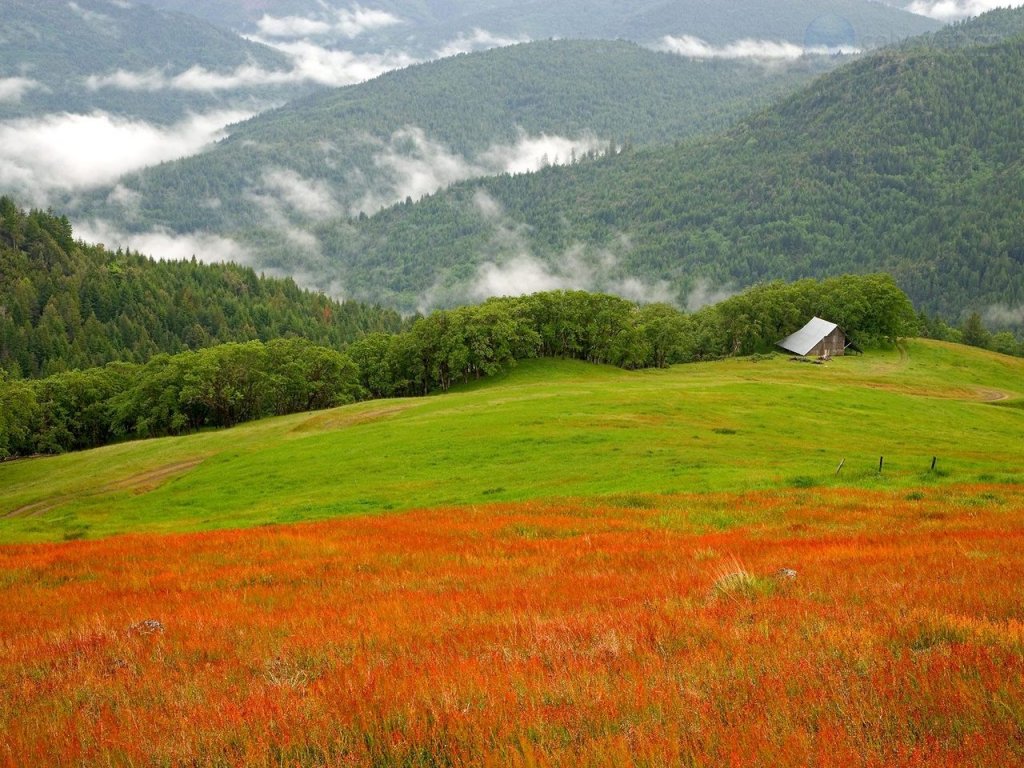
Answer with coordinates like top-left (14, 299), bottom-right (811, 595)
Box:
top-left (2, 485), bottom-right (1023, 767)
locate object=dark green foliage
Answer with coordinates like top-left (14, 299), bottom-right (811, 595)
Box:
top-left (0, 274), bottom-right (918, 459)
top-left (911, 7), bottom-right (1024, 49)
top-left (0, 198), bottom-right (403, 379)
top-left (323, 21), bottom-right (1024, 326)
top-left (77, 40), bottom-right (839, 238)
top-left (0, 0), bottom-right (298, 123)
top-left (348, 273), bottom-right (917, 400)
top-left (0, 340), bottom-right (360, 457)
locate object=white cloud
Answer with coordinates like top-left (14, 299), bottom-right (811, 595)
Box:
top-left (480, 133), bottom-right (603, 174)
top-left (461, 219), bottom-right (673, 308)
top-left (353, 127), bottom-right (605, 216)
top-left (658, 35), bottom-right (859, 60)
top-left (613, 277), bottom-right (676, 305)
top-left (334, 6), bottom-right (403, 38)
top-left (685, 279), bottom-right (736, 312)
top-left (0, 109), bottom-right (253, 204)
top-left (905, 0), bottom-right (1024, 21)
top-left (0, 77), bottom-right (42, 103)
top-left (434, 28), bottom-right (530, 58)
top-left (269, 40), bottom-right (417, 86)
top-left (473, 189), bottom-right (504, 220)
top-left (244, 176), bottom-right (326, 257)
top-left (256, 15), bottom-right (333, 38)
top-left (86, 41), bottom-right (417, 93)
top-left (105, 183), bottom-right (141, 210)
top-left (983, 304), bottom-right (1024, 326)
top-left (353, 126), bottom-right (482, 214)
top-left (74, 220), bottom-right (253, 265)
top-left (86, 64), bottom-right (291, 92)
top-left (259, 168), bottom-right (339, 220)
top-left (471, 255), bottom-right (576, 299)
top-left (256, 5), bottom-right (402, 39)
top-left (68, 1), bottom-right (110, 25)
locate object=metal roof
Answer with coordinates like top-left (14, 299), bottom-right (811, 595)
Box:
top-left (776, 316), bottom-right (839, 356)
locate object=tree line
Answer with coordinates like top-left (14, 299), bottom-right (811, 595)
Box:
top-left (1, 274), bottom-right (918, 459)
top-left (0, 198), bottom-right (403, 379)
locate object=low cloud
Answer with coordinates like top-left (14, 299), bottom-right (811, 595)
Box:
top-left (613, 277), bottom-right (676, 305)
top-left (457, 214), bottom-right (674, 309)
top-left (0, 77), bottom-right (42, 103)
top-left (353, 127), bottom-right (605, 216)
top-left (258, 169), bottom-right (339, 221)
top-left (256, 5), bottom-right (403, 39)
top-left (685, 279), bottom-right (736, 311)
top-left (270, 40), bottom-right (417, 86)
top-left (658, 35), bottom-right (859, 60)
top-left (472, 256), bottom-right (576, 298)
top-left (905, 0), bottom-right (1024, 21)
top-left (256, 16), bottom-right (333, 38)
top-left (86, 42), bottom-right (417, 93)
top-left (68, 1), bottom-right (110, 26)
top-left (244, 173), bottom-right (327, 257)
top-left (480, 133), bottom-right (603, 174)
top-left (353, 127), bottom-right (482, 214)
top-left (468, 250), bottom-right (677, 307)
top-left (435, 28), bottom-right (531, 58)
top-left (74, 220), bottom-right (253, 265)
top-left (0, 109), bottom-right (253, 205)
top-left (86, 64), bottom-right (294, 92)
top-left (472, 189), bottom-right (504, 220)
top-left (983, 304), bottom-right (1024, 327)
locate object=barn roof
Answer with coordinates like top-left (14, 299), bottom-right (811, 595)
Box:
top-left (777, 316), bottom-right (839, 356)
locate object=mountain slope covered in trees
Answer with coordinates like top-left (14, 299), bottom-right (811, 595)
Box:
top-left (0, 0), bottom-right (296, 123)
top-left (0, 199), bottom-right (402, 379)
top-left (73, 40), bottom-right (842, 250)
top-left (141, 0), bottom-right (938, 54)
top-left (311, 12), bottom-right (1024, 327)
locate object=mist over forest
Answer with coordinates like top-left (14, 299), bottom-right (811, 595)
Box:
top-left (3, 0), bottom-right (1024, 332)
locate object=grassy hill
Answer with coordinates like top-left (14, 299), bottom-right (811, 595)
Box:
top-left (72, 40), bottom-right (839, 251)
top-left (316, 13), bottom-right (1024, 324)
top-left (0, 0), bottom-right (297, 123)
top-left (2, 338), bottom-right (1020, 543)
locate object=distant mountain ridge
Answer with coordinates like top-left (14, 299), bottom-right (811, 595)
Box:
top-left (141, 0), bottom-right (939, 54)
top-left (308, 9), bottom-right (1024, 326)
top-left (0, 0), bottom-right (299, 123)
top-left (69, 39), bottom-right (842, 270)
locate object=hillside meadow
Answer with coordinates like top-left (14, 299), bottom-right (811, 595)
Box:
top-left (2, 339), bottom-right (1023, 766)
top-left (0, 339), bottom-right (1021, 544)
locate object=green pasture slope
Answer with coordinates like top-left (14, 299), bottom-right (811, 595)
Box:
top-left (1, 339), bottom-right (1022, 544)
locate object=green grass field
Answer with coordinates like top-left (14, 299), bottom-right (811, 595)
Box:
top-left (1, 339), bottom-right (1022, 544)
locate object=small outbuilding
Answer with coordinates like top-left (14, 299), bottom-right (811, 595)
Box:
top-left (776, 316), bottom-right (858, 358)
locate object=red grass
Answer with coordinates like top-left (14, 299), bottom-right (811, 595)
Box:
top-left (2, 485), bottom-right (1024, 767)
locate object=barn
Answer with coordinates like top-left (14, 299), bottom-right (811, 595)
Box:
top-left (776, 317), bottom-right (857, 358)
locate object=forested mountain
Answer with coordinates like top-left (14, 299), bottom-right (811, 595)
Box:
top-left (0, 0), bottom-right (298, 123)
top-left (74, 40), bottom-right (841, 249)
top-left (0, 198), bottom-right (402, 379)
top-left (305, 12), bottom-right (1024, 327)
top-left (141, 0), bottom-right (938, 55)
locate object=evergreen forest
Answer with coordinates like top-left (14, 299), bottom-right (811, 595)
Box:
top-left (0, 199), bottom-right (402, 380)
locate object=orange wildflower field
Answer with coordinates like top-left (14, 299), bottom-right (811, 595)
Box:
top-left (2, 485), bottom-right (1023, 767)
